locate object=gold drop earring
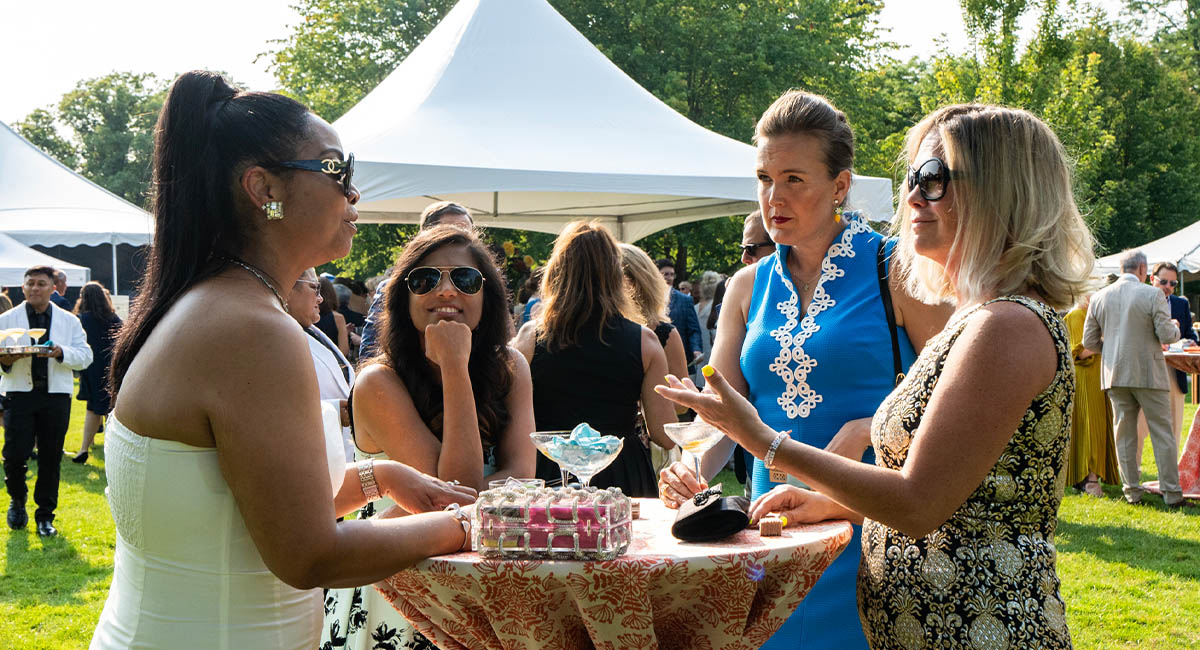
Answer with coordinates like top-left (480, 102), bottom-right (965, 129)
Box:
top-left (262, 201), bottom-right (284, 221)
top-left (833, 199), bottom-right (842, 223)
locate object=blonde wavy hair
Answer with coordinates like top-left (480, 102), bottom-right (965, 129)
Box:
top-left (538, 221), bottom-right (637, 349)
top-left (892, 104), bottom-right (1094, 310)
top-left (619, 243), bottom-right (670, 329)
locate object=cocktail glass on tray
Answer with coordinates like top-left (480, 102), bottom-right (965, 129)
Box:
top-left (663, 420), bottom-right (726, 481)
top-left (25, 328), bottom-right (46, 343)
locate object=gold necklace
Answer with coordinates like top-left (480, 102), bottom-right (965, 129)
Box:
top-left (798, 269), bottom-right (822, 294)
top-left (224, 257), bottom-right (289, 311)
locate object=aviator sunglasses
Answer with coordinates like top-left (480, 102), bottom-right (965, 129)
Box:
top-left (405, 266), bottom-right (485, 295)
top-left (906, 157), bottom-right (958, 202)
top-left (266, 152), bottom-right (355, 197)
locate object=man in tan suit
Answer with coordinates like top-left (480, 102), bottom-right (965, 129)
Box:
top-left (1083, 250), bottom-right (1185, 506)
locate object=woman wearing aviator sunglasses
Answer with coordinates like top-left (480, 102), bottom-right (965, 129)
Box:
top-left (656, 104), bottom-right (1094, 650)
top-left (323, 225), bottom-right (535, 650)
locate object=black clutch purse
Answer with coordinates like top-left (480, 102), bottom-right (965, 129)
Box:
top-left (670, 484), bottom-right (751, 542)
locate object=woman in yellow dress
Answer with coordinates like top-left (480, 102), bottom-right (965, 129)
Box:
top-left (1064, 293), bottom-right (1120, 496)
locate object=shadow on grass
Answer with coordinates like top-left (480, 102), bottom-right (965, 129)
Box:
top-left (1, 524), bottom-right (108, 607)
top-left (41, 444), bottom-right (108, 498)
top-left (1056, 517), bottom-right (1200, 581)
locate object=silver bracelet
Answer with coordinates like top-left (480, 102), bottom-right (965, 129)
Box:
top-left (764, 430), bottom-right (792, 469)
top-left (444, 503), bottom-right (472, 550)
top-left (357, 459), bottom-right (381, 502)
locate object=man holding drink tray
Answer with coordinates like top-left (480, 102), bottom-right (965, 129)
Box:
top-left (0, 265), bottom-right (92, 537)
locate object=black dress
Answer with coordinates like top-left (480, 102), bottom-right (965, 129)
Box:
top-left (77, 312), bottom-right (121, 414)
top-left (530, 316), bottom-right (657, 497)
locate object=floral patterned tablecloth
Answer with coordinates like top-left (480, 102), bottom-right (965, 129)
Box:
top-left (376, 498), bottom-right (852, 650)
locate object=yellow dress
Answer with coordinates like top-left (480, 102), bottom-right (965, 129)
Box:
top-left (1063, 308), bottom-right (1120, 486)
top-left (858, 296), bottom-right (1072, 650)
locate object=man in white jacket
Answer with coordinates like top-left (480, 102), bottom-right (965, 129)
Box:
top-left (1, 266), bottom-right (93, 536)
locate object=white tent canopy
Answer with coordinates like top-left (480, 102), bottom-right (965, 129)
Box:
top-left (0, 120), bottom-right (152, 291)
top-left (0, 233), bottom-right (89, 286)
top-left (1094, 220), bottom-right (1200, 276)
top-left (336, 0), bottom-right (894, 242)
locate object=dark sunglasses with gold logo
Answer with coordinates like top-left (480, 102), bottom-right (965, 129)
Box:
top-left (264, 153), bottom-right (355, 197)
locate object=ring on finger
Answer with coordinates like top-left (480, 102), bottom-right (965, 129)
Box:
top-left (448, 480), bottom-right (461, 486)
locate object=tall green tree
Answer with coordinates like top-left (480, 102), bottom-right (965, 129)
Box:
top-left (262, 0), bottom-right (457, 121)
top-left (56, 72), bottom-right (166, 206)
top-left (14, 73), bottom-right (165, 207)
top-left (13, 108), bottom-right (81, 170)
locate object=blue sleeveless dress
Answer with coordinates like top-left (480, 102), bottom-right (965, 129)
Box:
top-left (739, 213), bottom-right (917, 650)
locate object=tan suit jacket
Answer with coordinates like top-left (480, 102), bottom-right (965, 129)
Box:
top-left (1083, 274), bottom-right (1180, 390)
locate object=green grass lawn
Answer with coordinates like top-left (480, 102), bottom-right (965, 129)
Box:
top-left (2, 397), bottom-right (1198, 648)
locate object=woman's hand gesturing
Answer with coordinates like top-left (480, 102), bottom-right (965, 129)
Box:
top-left (655, 366), bottom-right (774, 457)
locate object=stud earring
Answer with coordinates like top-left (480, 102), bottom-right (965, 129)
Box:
top-left (262, 201), bottom-right (284, 221)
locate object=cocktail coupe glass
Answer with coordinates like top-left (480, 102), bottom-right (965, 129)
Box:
top-left (529, 431), bottom-right (573, 487)
top-left (0, 329), bottom-right (22, 345)
top-left (25, 328), bottom-right (46, 344)
top-left (529, 432), bottom-right (625, 488)
top-left (663, 421), bottom-right (726, 481)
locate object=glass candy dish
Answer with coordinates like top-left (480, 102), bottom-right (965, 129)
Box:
top-left (473, 479), bottom-right (632, 560)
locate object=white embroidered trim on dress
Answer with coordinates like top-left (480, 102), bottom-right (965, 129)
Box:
top-left (769, 214), bottom-right (873, 419)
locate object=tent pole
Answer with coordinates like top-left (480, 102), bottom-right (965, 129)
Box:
top-left (493, 192), bottom-right (499, 220)
top-left (111, 235), bottom-right (119, 295)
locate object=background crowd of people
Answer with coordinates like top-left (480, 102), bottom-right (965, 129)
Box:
top-left (1, 68), bottom-right (1196, 650)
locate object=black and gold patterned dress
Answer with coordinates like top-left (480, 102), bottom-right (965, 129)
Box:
top-left (857, 295), bottom-right (1073, 650)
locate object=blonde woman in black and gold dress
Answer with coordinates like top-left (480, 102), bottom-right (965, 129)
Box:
top-left (656, 104), bottom-right (1093, 650)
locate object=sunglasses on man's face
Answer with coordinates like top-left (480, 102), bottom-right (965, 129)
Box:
top-left (906, 157), bottom-right (957, 202)
top-left (1156, 277), bottom-right (1179, 287)
top-left (405, 266), bottom-right (485, 296)
top-left (740, 242), bottom-right (773, 255)
top-left (268, 153), bottom-right (355, 197)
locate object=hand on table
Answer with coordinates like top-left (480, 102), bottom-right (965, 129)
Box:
top-left (658, 460), bottom-right (708, 509)
top-left (748, 485), bottom-right (840, 525)
top-left (376, 460), bottom-right (477, 513)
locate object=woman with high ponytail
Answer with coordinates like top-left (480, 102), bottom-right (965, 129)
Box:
top-left (91, 71), bottom-right (477, 650)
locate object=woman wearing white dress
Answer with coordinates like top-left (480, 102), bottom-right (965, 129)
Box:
top-left (90, 70), bottom-right (477, 650)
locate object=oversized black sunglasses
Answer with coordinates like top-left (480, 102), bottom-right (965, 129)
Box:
top-left (267, 153), bottom-right (355, 197)
top-left (740, 241), bottom-right (773, 256)
top-left (405, 266), bottom-right (485, 295)
top-left (906, 157), bottom-right (958, 202)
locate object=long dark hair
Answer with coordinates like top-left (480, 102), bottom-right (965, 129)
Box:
top-left (537, 221), bottom-right (635, 349)
top-left (109, 70), bottom-right (312, 394)
top-left (370, 226), bottom-right (514, 445)
top-left (74, 282), bottom-right (118, 322)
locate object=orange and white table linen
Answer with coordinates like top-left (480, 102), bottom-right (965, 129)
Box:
top-left (375, 498), bottom-right (853, 650)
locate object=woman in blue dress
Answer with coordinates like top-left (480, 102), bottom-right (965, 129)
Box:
top-left (657, 90), bottom-right (950, 649)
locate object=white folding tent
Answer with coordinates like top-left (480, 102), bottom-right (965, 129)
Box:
top-left (1094, 220), bottom-right (1200, 277)
top-left (0, 233), bottom-right (89, 286)
top-left (335, 0), bottom-right (894, 242)
top-left (0, 121), bottom-right (152, 291)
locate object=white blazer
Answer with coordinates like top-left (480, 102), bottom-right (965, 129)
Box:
top-left (0, 302), bottom-right (93, 394)
top-left (304, 325), bottom-right (355, 461)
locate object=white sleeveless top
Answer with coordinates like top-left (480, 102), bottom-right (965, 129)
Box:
top-left (90, 404), bottom-right (346, 650)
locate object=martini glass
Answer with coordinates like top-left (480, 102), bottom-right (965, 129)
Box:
top-left (663, 421), bottom-right (726, 480)
top-left (529, 431), bottom-right (573, 487)
top-left (25, 328), bottom-right (46, 344)
top-left (529, 432), bottom-right (625, 488)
